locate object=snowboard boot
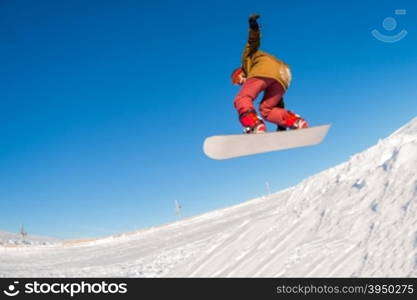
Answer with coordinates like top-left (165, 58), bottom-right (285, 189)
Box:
top-left (282, 111), bottom-right (309, 129)
top-left (239, 110), bottom-right (267, 134)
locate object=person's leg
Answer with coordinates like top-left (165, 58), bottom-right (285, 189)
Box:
top-left (259, 79), bottom-right (287, 125)
top-left (234, 77), bottom-right (268, 131)
top-left (259, 80), bottom-right (309, 129)
top-left (234, 77), bottom-right (267, 116)
top-left (276, 98), bottom-right (287, 131)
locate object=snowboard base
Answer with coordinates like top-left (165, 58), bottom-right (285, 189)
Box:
top-left (203, 124), bottom-right (331, 160)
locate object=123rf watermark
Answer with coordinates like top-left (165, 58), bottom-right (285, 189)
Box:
top-left (2, 280), bottom-right (127, 297)
top-left (277, 283), bottom-right (415, 296)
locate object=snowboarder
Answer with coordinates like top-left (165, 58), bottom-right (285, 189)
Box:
top-left (232, 14), bottom-right (308, 134)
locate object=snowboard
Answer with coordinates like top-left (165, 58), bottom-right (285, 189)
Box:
top-left (203, 124), bottom-right (331, 160)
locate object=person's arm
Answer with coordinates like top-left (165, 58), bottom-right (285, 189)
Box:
top-left (242, 14), bottom-right (261, 60)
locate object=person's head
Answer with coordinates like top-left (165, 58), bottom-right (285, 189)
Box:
top-left (231, 67), bottom-right (246, 85)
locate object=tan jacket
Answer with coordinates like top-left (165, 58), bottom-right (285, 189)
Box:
top-left (242, 28), bottom-right (291, 90)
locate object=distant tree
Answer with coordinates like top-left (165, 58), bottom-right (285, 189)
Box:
top-left (265, 182), bottom-right (271, 196)
top-left (20, 224), bottom-right (28, 241)
top-left (175, 200), bottom-right (182, 220)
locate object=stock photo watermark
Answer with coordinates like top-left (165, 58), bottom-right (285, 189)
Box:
top-left (371, 9), bottom-right (408, 43)
top-left (3, 281), bottom-right (20, 297)
top-left (2, 280), bottom-right (128, 298)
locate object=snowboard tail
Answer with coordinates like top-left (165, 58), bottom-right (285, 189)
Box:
top-left (203, 124), bottom-right (331, 160)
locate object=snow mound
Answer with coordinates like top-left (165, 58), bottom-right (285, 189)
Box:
top-left (0, 231), bottom-right (61, 247)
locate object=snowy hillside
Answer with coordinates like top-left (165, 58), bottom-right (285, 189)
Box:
top-left (1, 117), bottom-right (417, 277)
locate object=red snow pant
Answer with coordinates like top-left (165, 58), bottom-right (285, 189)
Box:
top-left (234, 77), bottom-right (289, 127)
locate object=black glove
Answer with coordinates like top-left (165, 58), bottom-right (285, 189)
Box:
top-left (248, 13), bottom-right (260, 30)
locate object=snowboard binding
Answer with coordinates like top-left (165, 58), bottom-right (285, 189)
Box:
top-left (239, 110), bottom-right (267, 134)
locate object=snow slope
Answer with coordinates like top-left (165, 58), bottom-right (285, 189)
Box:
top-left (1, 117), bottom-right (417, 277)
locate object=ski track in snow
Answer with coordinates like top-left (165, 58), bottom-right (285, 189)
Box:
top-left (1, 117), bottom-right (417, 277)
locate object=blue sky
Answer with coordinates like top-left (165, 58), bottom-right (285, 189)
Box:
top-left (1, 0), bottom-right (416, 239)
